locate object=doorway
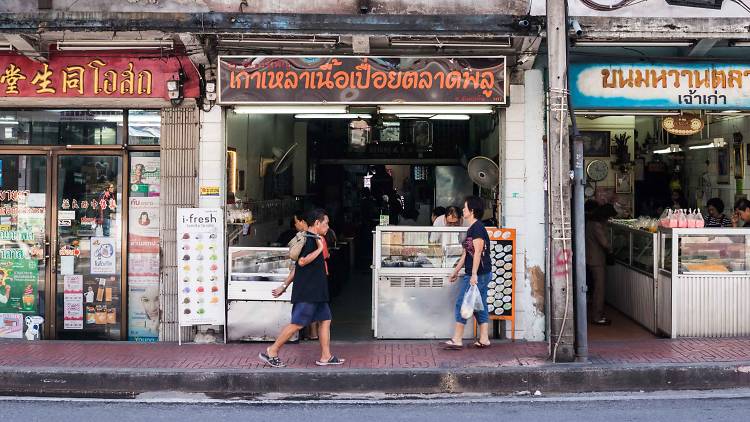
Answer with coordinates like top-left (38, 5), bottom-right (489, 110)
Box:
top-left (0, 150), bottom-right (125, 340)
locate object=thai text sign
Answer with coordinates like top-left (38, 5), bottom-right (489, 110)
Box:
top-left (570, 63), bottom-right (750, 110)
top-left (0, 53), bottom-right (199, 99)
top-left (218, 56), bottom-right (506, 104)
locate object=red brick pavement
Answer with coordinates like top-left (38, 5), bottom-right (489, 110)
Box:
top-left (1, 338), bottom-right (750, 370)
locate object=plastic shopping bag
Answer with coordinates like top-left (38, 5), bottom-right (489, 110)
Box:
top-left (461, 284), bottom-right (483, 319)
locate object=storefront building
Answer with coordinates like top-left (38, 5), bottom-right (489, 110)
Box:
top-left (0, 49), bottom-right (200, 341)
top-left (197, 49), bottom-right (548, 343)
top-left (569, 58), bottom-right (750, 338)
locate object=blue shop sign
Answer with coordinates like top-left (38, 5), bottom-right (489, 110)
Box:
top-left (570, 63), bottom-right (750, 110)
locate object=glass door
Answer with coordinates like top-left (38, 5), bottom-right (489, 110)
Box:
top-left (53, 153), bottom-right (124, 340)
top-left (0, 154), bottom-right (48, 340)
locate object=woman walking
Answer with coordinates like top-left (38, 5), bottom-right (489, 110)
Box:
top-left (442, 196), bottom-right (492, 349)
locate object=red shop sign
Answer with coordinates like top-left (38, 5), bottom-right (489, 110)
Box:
top-left (0, 53), bottom-right (199, 99)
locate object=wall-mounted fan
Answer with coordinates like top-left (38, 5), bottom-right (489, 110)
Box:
top-left (467, 156), bottom-right (499, 190)
top-left (259, 142), bottom-right (298, 178)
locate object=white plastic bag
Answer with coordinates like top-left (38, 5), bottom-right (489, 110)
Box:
top-left (461, 284), bottom-right (483, 319)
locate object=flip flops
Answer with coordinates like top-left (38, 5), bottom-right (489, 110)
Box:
top-left (315, 356), bottom-right (346, 366)
top-left (473, 341), bottom-right (491, 349)
top-left (441, 339), bottom-right (463, 350)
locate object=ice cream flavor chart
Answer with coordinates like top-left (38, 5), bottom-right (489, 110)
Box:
top-left (176, 208), bottom-right (225, 334)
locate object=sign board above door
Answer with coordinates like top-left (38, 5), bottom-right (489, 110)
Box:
top-left (218, 56), bottom-right (506, 105)
top-left (570, 62), bottom-right (750, 110)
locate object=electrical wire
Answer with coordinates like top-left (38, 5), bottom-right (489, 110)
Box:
top-left (730, 0), bottom-right (750, 14)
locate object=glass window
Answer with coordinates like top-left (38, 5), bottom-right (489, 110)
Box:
top-left (127, 110), bottom-right (161, 145)
top-left (0, 110), bottom-right (123, 146)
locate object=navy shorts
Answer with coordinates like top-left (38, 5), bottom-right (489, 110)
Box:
top-left (290, 302), bottom-right (332, 326)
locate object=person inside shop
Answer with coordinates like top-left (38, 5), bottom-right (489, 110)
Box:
top-left (704, 198), bottom-right (733, 228)
top-left (585, 200), bottom-right (617, 326)
top-left (431, 206), bottom-right (446, 224)
top-left (429, 206), bottom-right (462, 243)
top-left (98, 182), bottom-right (116, 237)
top-left (442, 196), bottom-right (492, 350)
top-left (261, 209), bottom-right (344, 368)
top-left (732, 198), bottom-right (750, 227)
top-left (276, 210), bottom-right (308, 246)
top-left (669, 189), bottom-right (688, 210)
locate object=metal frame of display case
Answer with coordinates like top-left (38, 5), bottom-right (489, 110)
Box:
top-left (658, 228), bottom-right (750, 338)
top-left (607, 222), bottom-right (660, 333)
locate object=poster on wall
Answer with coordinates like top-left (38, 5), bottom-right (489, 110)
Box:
top-left (63, 275), bottom-right (83, 330)
top-left (128, 158), bottom-right (161, 341)
top-left (0, 258), bottom-right (38, 314)
top-left (90, 237), bottom-right (116, 275)
top-left (130, 156), bottom-right (161, 197)
top-left (128, 276), bottom-right (160, 342)
top-left (176, 208), bottom-right (225, 327)
top-left (0, 313), bottom-right (23, 339)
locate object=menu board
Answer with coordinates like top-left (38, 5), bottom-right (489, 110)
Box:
top-left (486, 228), bottom-right (516, 339)
top-left (176, 208), bottom-right (225, 327)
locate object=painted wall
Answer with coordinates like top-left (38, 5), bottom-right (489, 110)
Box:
top-left (1, 0), bottom-right (530, 14)
top-left (225, 113), bottom-right (298, 203)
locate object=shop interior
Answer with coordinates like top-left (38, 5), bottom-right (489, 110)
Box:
top-left (577, 111), bottom-right (750, 340)
top-left (225, 107), bottom-right (501, 340)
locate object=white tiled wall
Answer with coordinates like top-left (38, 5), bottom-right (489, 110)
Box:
top-left (198, 107), bottom-right (225, 209)
top-left (502, 70), bottom-right (546, 341)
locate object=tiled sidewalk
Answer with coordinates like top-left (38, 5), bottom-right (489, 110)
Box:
top-left (1, 337), bottom-right (750, 370)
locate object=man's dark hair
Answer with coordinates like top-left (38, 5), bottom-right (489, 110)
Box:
top-left (432, 206), bottom-right (446, 218)
top-left (290, 209), bottom-right (306, 229)
top-left (735, 198), bottom-right (750, 212)
top-left (305, 208), bottom-right (328, 226)
top-left (707, 198), bottom-right (725, 214)
top-left (464, 196), bottom-right (484, 220)
top-left (445, 206), bottom-right (461, 218)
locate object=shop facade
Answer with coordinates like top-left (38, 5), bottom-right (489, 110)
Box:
top-left (0, 50), bottom-right (200, 341)
top-left (193, 53), bottom-right (548, 343)
top-left (570, 60), bottom-right (750, 337)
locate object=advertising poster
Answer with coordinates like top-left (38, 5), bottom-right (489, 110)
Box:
top-left (176, 208), bottom-right (225, 327)
top-left (0, 258), bottom-right (38, 314)
top-left (130, 156), bottom-right (161, 197)
top-left (63, 275), bottom-right (84, 330)
top-left (90, 237), bottom-right (117, 275)
top-left (127, 276), bottom-right (160, 342)
top-left (0, 312), bottom-right (23, 339)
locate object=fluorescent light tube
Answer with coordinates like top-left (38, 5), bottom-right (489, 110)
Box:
top-left (234, 105), bottom-right (347, 114)
top-left (220, 37), bottom-right (339, 46)
top-left (430, 114), bottom-right (471, 120)
top-left (730, 41), bottom-right (750, 47)
top-left (0, 120), bottom-right (19, 125)
top-left (379, 105), bottom-right (493, 114)
top-left (654, 144), bottom-right (682, 154)
top-left (389, 37), bottom-right (511, 48)
top-left (0, 43), bottom-right (13, 51)
top-left (56, 40), bottom-right (174, 51)
top-left (295, 114), bottom-right (372, 119)
top-left (574, 41), bottom-right (694, 47)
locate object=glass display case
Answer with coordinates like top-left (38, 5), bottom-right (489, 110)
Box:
top-left (379, 228), bottom-right (464, 271)
top-left (659, 228), bottom-right (750, 275)
top-left (226, 247), bottom-right (295, 342)
top-left (609, 221), bottom-right (659, 278)
top-left (373, 226), bottom-right (470, 339)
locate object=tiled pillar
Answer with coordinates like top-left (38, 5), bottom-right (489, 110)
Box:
top-left (502, 69), bottom-right (546, 341)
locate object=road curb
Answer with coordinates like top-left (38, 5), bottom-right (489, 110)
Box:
top-left (3, 362), bottom-right (750, 398)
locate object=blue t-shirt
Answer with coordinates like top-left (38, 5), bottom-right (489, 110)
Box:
top-left (463, 220), bottom-right (491, 275)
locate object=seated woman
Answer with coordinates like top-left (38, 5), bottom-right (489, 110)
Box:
top-left (704, 198), bottom-right (732, 228)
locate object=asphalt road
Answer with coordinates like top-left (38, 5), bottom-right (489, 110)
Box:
top-left (1, 390), bottom-right (749, 422)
